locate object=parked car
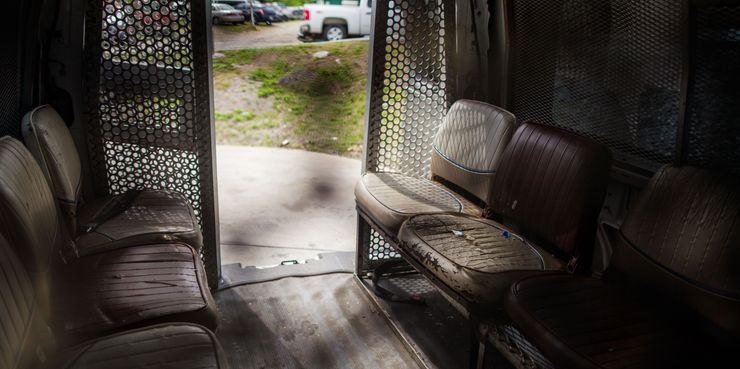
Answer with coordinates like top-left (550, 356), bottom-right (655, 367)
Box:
top-left (216, 0), bottom-right (279, 25)
top-left (264, 3), bottom-right (287, 22)
top-left (211, 3), bottom-right (246, 25)
top-left (298, 0), bottom-right (372, 41)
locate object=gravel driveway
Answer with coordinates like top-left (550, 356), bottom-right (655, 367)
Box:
top-left (214, 21), bottom-right (303, 50)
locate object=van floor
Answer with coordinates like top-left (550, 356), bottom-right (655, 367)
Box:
top-left (214, 273), bottom-right (420, 369)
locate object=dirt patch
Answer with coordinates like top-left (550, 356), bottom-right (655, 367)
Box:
top-left (214, 68), bottom-right (286, 147)
top-left (213, 41), bottom-right (368, 157)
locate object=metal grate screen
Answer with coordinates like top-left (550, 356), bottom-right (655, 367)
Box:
top-left (359, 0), bottom-right (456, 271)
top-left (509, 0), bottom-right (684, 172)
top-left (685, 5), bottom-right (740, 176)
top-left (364, 0), bottom-right (455, 177)
top-left (83, 0), bottom-right (219, 284)
top-left (0, 1), bottom-right (22, 139)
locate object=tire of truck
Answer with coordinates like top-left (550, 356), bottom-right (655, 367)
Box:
top-left (323, 24), bottom-right (347, 41)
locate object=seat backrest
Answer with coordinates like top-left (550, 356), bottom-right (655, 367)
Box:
top-left (487, 122), bottom-right (612, 264)
top-left (22, 105), bottom-right (82, 232)
top-left (0, 234), bottom-right (55, 369)
top-left (0, 136), bottom-right (65, 317)
top-left (431, 100), bottom-right (517, 206)
top-left (612, 165), bottom-right (740, 336)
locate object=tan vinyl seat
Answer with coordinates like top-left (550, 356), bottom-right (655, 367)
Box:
top-left (22, 105), bottom-right (202, 256)
top-left (0, 136), bottom-right (218, 343)
top-left (0, 233), bottom-right (228, 369)
top-left (355, 99), bottom-right (517, 237)
top-left (504, 166), bottom-right (739, 368)
top-left (397, 123), bottom-right (612, 308)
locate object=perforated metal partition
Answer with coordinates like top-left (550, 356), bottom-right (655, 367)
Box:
top-left (83, 0), bottom-right (220, 285)
top-left (358, 0), bottom-right (456, 273)
top-left (508, 0), bottom-right (685, 173)
top-left (685, 2), bottom-right (740, 176)
top-left (0, 1), bottom-right (22, 139)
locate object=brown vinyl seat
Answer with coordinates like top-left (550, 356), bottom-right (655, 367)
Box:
top-left (0, 136), bottom-right (218, 343)
top-left (22, 105), bottom-right (202, 256)
top-left (0, 233), bottom-right (228, 369)
top-left (397, 123), bottom-right (612, 308)
top-left (504, 166), bottom-right (739, 369)
top-left (354, 100), bottom-right (517, 237)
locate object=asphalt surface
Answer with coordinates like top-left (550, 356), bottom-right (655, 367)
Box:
top-left (213, 20), bottom-right (304, 50)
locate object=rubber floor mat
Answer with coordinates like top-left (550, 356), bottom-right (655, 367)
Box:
top-left (214, 274), bottom-right (419, 369)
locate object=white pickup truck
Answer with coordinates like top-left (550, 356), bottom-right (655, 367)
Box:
top-left (298, 0), bottom-right (373, 41)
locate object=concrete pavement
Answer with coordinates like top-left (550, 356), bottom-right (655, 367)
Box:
top-left (216, 145), bottom-right (360, 266)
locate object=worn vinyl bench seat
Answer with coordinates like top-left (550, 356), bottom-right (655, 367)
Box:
top-left (355, 100), bottom-right (517, 237)
top-left (504, 166), bottom-right (739, 369)
top-left (397, 123), bottom-right (612, 307)
top-left (54, 242), bottom-right (218, 343)
top-left (22, 105), bottom-right (203, 256)
top-left (0, 136), bottom-right (218, 344)
top-left (0, 232), bottom-right (228, 369)
top-left (399, 213), bottom-right (564, 306)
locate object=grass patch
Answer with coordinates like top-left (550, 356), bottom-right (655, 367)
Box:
top-left (213, 49), bottom-right (258, 72)
top-left (216, 109), bottom-right (257, 122)
top-left (214, 41), bottom-right (368, 156)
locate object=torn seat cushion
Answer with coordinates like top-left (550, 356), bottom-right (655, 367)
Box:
top-left (355, 172), bottom-right (480, 237)
top-left (398, 214), bottom-right (563, 309)
top-left (53, 243), bottom-right (218, 343)
top-left (504, 273), bottom-right (720, 369)
top-left (75, 190), bottom-right (203, 256)
top-left (54, 323), bottom-right (229, 369)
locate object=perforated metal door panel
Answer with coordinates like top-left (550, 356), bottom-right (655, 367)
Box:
top-left (83, 0), bottom-right (219, 284)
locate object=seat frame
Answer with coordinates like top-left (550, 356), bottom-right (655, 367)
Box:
top-left (356, 206), bottom-right (501, 369)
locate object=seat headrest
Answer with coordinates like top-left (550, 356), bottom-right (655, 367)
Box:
top-left (487, 122), bottom-right (612, 259)
top-left (433, 100), bottom-right (517, 174)
top-left (621, 165), bottom-right (740, 297)
top-left (22, 105), bottom-right (82, 206)
top-left (431, 100), bottom-right (517, 205)
top-left (22, 105), bottom-right (83, 233)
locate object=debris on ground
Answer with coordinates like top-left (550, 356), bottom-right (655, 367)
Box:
top-left (312, 51), bottom-right (330, 59)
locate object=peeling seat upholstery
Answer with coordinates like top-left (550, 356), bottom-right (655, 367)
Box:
top-left (398, 123), bottom-right (612, 307)
top-left (54, 243), bottom-right (218, 343)
top-left (399, 214), bottom-right (563, 307)
top-left (22, 105), bottom-right (202, 256)
top-left (0, 137), bottom-right (218, 343)
top-left (0, 233), bottom-right (228, 369)
top-left (504, 166), bottom-right (740, 369)
top-left (355, 100), bottom-right (517, 237)
top-left (74, 191), bottom-right (201, 255)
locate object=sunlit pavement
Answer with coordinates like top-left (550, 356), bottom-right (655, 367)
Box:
top-left (216, 145), bottom-right (360, 267)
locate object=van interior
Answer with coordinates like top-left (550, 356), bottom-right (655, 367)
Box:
top-left (1, 0), bottom-right (739, 368)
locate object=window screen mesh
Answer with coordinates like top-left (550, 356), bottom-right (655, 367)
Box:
top-left (83, 0), bottom-right (219, 284)
top-left (509, 0), bottom-right (683, 171)
top-left (0, 1), bottom-right (21, 139)
top-left (685, 5), bottom-right (740, 176)
top-left (365, 0), bottom-right (455, 177)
